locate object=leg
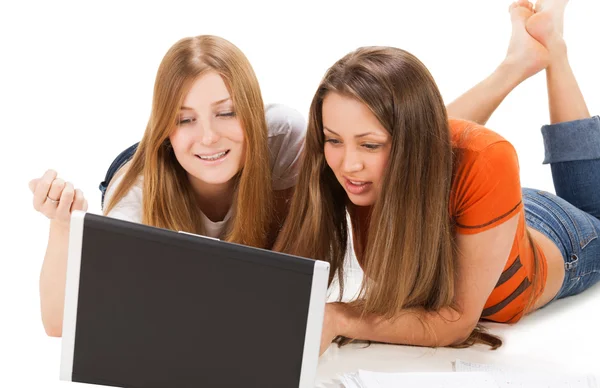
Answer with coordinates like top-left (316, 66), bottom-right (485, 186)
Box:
top-left (446, 0), bottom-right (549, 125)
top-left (527, 0), bottom-right (590, 123)
top-left (99, 142), bottom-right (139, 209)
top-left (527, 0), bottom-right (600, 219)
top-left (541, 118), bottom-right (600, 219)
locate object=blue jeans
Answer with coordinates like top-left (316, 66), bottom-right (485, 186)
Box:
top-left (523, 116), bottom-right (600, 302)
top-left (99, 142), bottom-right (139, 209)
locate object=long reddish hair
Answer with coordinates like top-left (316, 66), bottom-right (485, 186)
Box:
top-left (105, 35), bottom-right (272, 248)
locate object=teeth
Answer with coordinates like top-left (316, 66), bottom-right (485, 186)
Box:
top-left (350, 181), bottom-right (366, 186)
top-left (198, 151), bottom-right (227, 161)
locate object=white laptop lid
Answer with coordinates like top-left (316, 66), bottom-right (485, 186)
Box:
top-left (61, 211), bottom-right (329, 388)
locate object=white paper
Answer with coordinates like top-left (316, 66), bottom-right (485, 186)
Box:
top-left (357, 370), bottom-right (498, 388)
top-left (454, 359), bottom-right (598, 388)
top-left (332, 360), bottom-right (597, 388)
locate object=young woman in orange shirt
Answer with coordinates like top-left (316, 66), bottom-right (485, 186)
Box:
top-left (276, 0), bottom-right (600, 354)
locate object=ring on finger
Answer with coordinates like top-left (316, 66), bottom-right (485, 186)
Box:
top-left (47, 196), bottom-right (60, 204)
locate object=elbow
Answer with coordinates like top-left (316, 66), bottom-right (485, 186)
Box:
top-left (445, 317), bottom-right (479, 347)
top-left (44, 324), bottom-right (63, 338)
top-left (44, 325), bottom-right (63, 338)
top-left (42, 316), bottom-right (63, 338)
top-left (433, 308), bottom-right (479, 347)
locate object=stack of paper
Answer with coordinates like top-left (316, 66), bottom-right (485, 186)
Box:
top-left (339, 370), bottom-right (498, 387)
top-left (334, 360), bottom-right (598, 388)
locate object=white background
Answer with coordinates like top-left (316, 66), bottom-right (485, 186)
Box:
top-left (1, 0), bottom-right (599, 386)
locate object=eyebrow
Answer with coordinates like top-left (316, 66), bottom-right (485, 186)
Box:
top-left (180, 97), bottom-right (232, 110)
top-left (323, 126), bottom-right (382, 138)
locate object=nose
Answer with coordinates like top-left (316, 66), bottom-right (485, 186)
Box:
top-left (198, 118), bottom-right (220, 146)
top-left (342, 147), bottom-right (363, 173)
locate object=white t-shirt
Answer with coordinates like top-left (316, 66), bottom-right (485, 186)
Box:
top-left (104, 103), bottom-right (306, 238)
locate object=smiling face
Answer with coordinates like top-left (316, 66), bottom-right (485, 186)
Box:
top-left (322, 92), bottom-right (392, 207)
top-left (169, 71), bottom-right (245, 190)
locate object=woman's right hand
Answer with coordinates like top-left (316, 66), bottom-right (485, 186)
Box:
top-left (29, 169), bottom-right (88, 228)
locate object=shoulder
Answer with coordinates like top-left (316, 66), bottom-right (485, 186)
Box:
top-left (449, 120), bottom-right (522, 234)
top-left (264, 104), bottom-right (307, 191)
top-left (265, 103), bottom-right (307, 139)
top-left (450, 118), bottom-right (518, 167)
top-left (450, 118), bottom-right (512, 153)
top-left (104, 164), bottom-right (144, 223)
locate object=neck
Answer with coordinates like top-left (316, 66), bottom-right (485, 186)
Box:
top-left (347, 201), bottom-right (373, 221)
top-left (188, 174), bottom-right (237, 222)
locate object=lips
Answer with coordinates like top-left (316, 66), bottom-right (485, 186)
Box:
top-left (195, 150), bottom-right (230, 161)
top-left (343, 177), bottom-right (372, 195)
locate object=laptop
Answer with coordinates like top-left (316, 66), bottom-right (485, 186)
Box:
top-left (60, 211), bottom-right (329, 388)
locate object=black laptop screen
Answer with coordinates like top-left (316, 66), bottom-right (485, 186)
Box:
top-left (71, 214), bottom-right (316, 388)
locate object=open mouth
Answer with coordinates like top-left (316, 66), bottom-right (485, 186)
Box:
top-left (195, 150), bottom-right (230, 161)
top-left (348, 180), bottom-right (368, 186)
top-left (344, 177), bottom-right (372, 195)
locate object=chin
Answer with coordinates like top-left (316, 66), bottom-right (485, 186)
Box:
top-left (198, 173), bottom-right (238, 185)
top-left (346, 193), bottom-right (375, 207)
top-left (188, 166), bottom-right (239, 186)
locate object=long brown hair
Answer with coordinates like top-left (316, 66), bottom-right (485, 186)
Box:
top-left (275, 46), bottom-right (502, 348)
top-left (104, 35), bottom-right (272, 248)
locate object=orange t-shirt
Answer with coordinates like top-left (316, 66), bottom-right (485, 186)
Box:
top-left (351, 118), bottom-right (547, 324)
top-left (449, 118), bottom-right (547, 323)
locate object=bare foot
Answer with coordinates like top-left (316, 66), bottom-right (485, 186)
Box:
top-left (504, 1), bottom-right (549, 79)
top-left (526, 0), bottom-right (569, 53)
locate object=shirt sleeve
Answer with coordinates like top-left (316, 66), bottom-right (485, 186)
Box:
top-left (264, 103), bottom-right (307, 191)
top-left (104, 174), bottom-right (143, 224)
top-left (453, 141), bottom-right (523, 235)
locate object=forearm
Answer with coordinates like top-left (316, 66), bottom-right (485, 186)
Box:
top-left (334, 302), bottom-right (476, 348)
top-left (446, 61), bottom-right (525, 126)
top-left (39, 221), bottom-right (70, 337)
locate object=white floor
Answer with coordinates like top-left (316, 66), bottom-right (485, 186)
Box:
top-left (317, 261), bottom-right (600, 385)
top-left (3, 247), bottom-right (599, 388)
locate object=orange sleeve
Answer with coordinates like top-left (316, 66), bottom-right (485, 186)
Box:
top-left (453, 141), bottom-right (523, 235)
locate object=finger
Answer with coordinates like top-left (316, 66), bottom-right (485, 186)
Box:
top-left (82, 199), bottom-right (89, 212)
top-left (56, 182), bottom-right (75, 219)
top-left (33, 170), bottom-right (58, 211)
top-left (28, 178), bottom-right (40, 193)
top-left (46, 178), bottom-right (65, 205)
top-left (71, 189), bottom-right (86, 212)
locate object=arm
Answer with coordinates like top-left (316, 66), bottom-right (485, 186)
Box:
top-left (30, 170), bottom-right (88, 337)
top-left (39, 222), bottom-right (70, 337)
top-left (446, 62), bottom-right (525, 125)
top-left (321, 214), bottom-right (518, 353)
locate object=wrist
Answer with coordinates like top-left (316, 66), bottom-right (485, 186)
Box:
top-left (49, 220), bottom-right (70, 235)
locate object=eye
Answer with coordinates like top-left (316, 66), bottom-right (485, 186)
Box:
top-left (325, 138), bottom-right (341, 145)
top-left (362, 143), bottom-right (382, 150)
top-left (216, 111), bottom-right (236, 118)
top-left (177, 117), bottom-right (195, 126)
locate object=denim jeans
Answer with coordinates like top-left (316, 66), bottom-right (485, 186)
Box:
top-left (99, 142), bottom-right (139, 209)
top-left (523, 116), bottom-right (600, 302)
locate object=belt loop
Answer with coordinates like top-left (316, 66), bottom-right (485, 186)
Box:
top-left (565, 254), bottom-right (579, 270)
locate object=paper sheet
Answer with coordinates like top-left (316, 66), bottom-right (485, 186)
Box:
top-left (454, 359), bottom-right (598, 388)
top-left (331, 360), bottom-right (598, 388)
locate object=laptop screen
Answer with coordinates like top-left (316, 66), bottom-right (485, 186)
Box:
top-left (65, 213), bottom-right (323, 388)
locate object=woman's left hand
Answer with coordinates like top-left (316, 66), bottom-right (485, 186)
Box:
top-left (320, 303), bottom-right (346, 356)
